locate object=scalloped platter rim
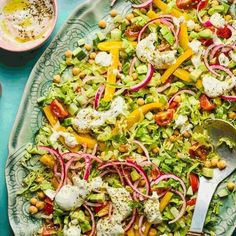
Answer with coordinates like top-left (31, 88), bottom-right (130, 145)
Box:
top-left (5, 0), bottom-right (236, 235)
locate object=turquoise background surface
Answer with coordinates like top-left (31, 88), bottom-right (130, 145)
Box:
top-left (0, 0), bottom-right (82, 234)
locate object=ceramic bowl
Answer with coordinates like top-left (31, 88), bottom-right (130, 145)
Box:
top-left (0, 0), bottom-right (58, 52)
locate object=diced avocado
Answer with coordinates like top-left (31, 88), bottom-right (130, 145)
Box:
top-left (70, 210), bottom-right (85, 221)
top-left (122, 62), bottom-right (130, 75)
top-left (80, 221), bottom-right (92, 233)
top-left (145, 111), bottom-right (154, 121)
top-left (228, 61), bottom-right (236, 69)
top-left (222, 2), bottom-right (230, 14)
top-left (113, 15), bottom-right (123, 24)
top-left (170, 207), bottom-right (179, 218)
top-left (88, 193), bottom-right (106, 203)
top-left (107, 177), bottom-right (122, 187)
top-left (136, 64), bottom-right (148, 74)
top-left (160, 26), bottom-right (174, 45)
top-left (190, 31), bottom-right (199, 39)
top-left (37, 96), bottom-right (46, 103)
top-left (76, 95), bottom-right (87, 105)
top-left (63, 117), bottom-right (74, 126)
top-left (97, 31), bottom-right (106, 41)
top-left (198, 29), bottom-right (213, 39)
top-left (217, 188), bottom-right (229, 198)
top-left (131, 170), bottom-right (141, 182)
top-left (93, 37), bottom-right (100, 49)
top-left (190, 68), bottom-right (203, 82)
top-left (208, 5), bottom-right (225, 15)
top-left (148, 73), bottom-right (161, 87)
top-left (202, 167), bottom-right (214, 178)
top-left (187, 186), bottom-right (193, 196)
top-left (68, 103), bottom-right (79, 115)
top-left (72, 47), bottom-right (87, 60)
top-left (77, 38), bottom-right (85, 46)
top-left (111, 29), bottom-right (122, 41)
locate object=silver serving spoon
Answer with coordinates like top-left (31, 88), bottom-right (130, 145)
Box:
top-left (187, 119), bottom-right (236, 236)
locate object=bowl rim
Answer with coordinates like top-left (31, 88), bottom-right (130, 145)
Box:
top-left (0, 0), bottom-right (58, 52)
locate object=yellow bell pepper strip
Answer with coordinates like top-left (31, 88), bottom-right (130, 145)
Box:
top-left (147, 10), bottom-right (159, 20)
top-left (179, 23), bottom-right (189, 50)
top-left (144, 221), bottom-right (152, 236)
top-left (173, 68), bottom-right (191, 82)
top-left (153, 0), bottom-right (190, 20)
top-left (127, 228), bottom-right (135, 236)
top-left (161, 48), bottom-right (194, 83)
top-left (43, 106), bottom-right (104, 150)
top-left (196, 79), bottom-right (203, 89)
top-left (160, 191), bottom-right (174, 212)
top-left (97, 41), bottom-right (137, 51)
top-left (103, 48), bottom-right (119, 102)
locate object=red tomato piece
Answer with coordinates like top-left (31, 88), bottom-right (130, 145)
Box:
top-left (50, 99), bottom-right (68, 119)
top-left (154, 109), bottom-right (174, 127)
top-left (43, 198), bottom-right (54, 215)
top-left (200, 38), bottom-right (213, 47)
top-left (42, 224), bottom-right (58, 236)
top-left (216, 26), bottom-right (232, 39)
top-left (189, 173), bottom-right (199, 193)
top-left (199, 94), bottom-right (216, 111)
top-left (169, 101), bottom-right (179, 109)
top-left (93, 203), bottom-right (108, 213)
top-left (189, 143), bottom-right (208, 160)
top-left (176, 0), bottom-right (208, 10)
top-left (187, 198), bottom-right (197, 206)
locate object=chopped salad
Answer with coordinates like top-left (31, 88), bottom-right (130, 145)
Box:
top-left (20, 0), bottom-right (236, 235)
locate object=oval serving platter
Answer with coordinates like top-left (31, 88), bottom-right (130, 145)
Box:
top-left (5, 0), bottom-right (236, 235)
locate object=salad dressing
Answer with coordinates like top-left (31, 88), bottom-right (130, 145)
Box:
top-left (0, 0), bottom-right (54, 45)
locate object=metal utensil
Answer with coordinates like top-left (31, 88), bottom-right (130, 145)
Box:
top-left (187, 119), bottom-right (236, 236)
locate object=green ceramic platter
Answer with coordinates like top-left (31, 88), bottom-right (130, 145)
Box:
top-left (5, 0), bottom-right (236, 235)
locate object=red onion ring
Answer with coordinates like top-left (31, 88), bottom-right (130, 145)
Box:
top-left (132, 140), bottom-right (150, 162)
top-left (151, 174), bottom-right (187, 196)
top-left (83, 204), bottom-right (96, 236)
top-left (138, 215), bottom-right (145, 236)
top-left (129, 57), bottom-right (137, 76)
top-left (94, 84), bottom-right (105, 110)
top-left (132, 0), bottom-right (153, 8)
top-left (210, 64), bottom-right (234, 77)
top-left (168, 190), bottom-right (186, 224)
top-left (221, 95), bottom-right (236, 101)
top-left (203, 20), bottom-right (213, 27)
top-left (210, 44), bottom-right (224, 60)
top-left (130, 64), bottom-right (154, 91)
top-left (99, 161), bottom-right (151, 195)
top-left (124, 209), bottom-right (137, 232)
top-left (108, 202), bottom-right (113, 220)
top-left (84, 201), bottom-right (105, 207)
top-left (168, 89), bottom-right (196, 104)
top-left (38, 146), bottom-right (65, 194)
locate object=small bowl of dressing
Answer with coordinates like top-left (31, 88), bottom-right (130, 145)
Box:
top-left (0, 0), bottom-right (58, 52)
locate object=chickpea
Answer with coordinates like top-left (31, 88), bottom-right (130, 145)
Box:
top-left (132, 72), bottom-right (138, 80)
top-left (36, 201), bottom-right (45, 211)
top-left (89, 52), bottom-right (97, 59)
top-left (173, 96), bottom-right (181, 103)
top-left (37, 191), bottom-right (45, 200)
top-left (137, 98), bottom-right (145, 106)
top-left (110, 9), bottom-right (118, 17)
top-left (100, 151), bottom-right (106, 160)
top-left (211, 158), bottom-right (218, 167)
top-left (140, 8), bottom-right (147, 14)
top-left (84, 44), bottom-right (92, 51)
top-left (72, 67), bottom-right (80, 76)
top-left (124, 19), bottom-right (130, 26)
top-left (224, 15), bottom-right (232, 21)
top-left (183, 131), bottom-right (191, 138)
top-left (30, 198), bottom-right (38, 205)
top-left (194, 24), bottom-right (201, 32)
top-left (98, 20), bottom-right (107, 29)
top-left (53, 74), bottom-right (61, 83)
top-left (65, 50), bottom-right (73, 58)
top-left (126, 13), bottom-right (134, 21)
top-left (139, 179), bottom-right (146, 187)
top-left (169, 135), bottom-right (176, 142)
top-left (227, 182), bottom-right (235, 191)
top-left (29, 206), bottom-right (38, 214)
top-left (211, 0), bottom-right (219, 6)
top-left (35, 176), bottom-right (44, 183)
top-left (174, 130), bottom-right (180, 135)
top-left (79, 71), bottom-right (86, 79)
top-left (89, 59), bottom-right (94, 64)
top-left (119, 144), bottom-right (129, 153)
top-left (202, 15), bottom-right (209, 22)
top-left (149, 228), bottom-right (157, 236)
top-left (66, 58), bottom-right (73, 66)
top-left (217, 160), bottom-right (227, 170)
top-left (152, 147), bottom-right (160, 154)
top-left (137, 146), bottom-right (143, 154)
top-left (228, 111), bottom-right (236, 119)
top-left (204, 160), bottom-right (212, 168)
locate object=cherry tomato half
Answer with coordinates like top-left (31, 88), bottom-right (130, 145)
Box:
top-left (199, 94), bottom-right (216, 111)
top-left (50, 99), bottom-right (68, 119)
top-left (43, 198), bottom-right (54, 215)
top-left (176, 0), bottom-right (208, 10)
top-left (42, 224), bottom-right (58, 236)
top-left (189, 173), bottom-right (199, 193)
top-left (154, 109), bottom-right (174, 127)
top-left (169, 101), bottom-right (179, 109)
top-left (216, 26), bottom-right (232, 39)
top-left (189, 143), bottom-right (208, 160)
top-left (187, 198), bottom-right (197, 206)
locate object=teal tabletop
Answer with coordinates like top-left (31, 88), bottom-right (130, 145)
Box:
top-left (0, 0), bottom-right (83, 234)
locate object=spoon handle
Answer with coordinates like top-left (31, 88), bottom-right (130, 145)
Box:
top-left (188, 177), bottom-right (218, 234)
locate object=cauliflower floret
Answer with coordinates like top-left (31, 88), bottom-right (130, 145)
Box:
top-left (63, 225), bottom-right (81, 236)
top-left (95, 52), bottom-right (112, 67)
top-left (210, 13), bottom-right (225, 28)
top-left (202, 75), bottom-right (236, 97)
top-left (136, 33), bottom-right (176, 69)
top-left (218, 53), bottom-right (230, 67)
